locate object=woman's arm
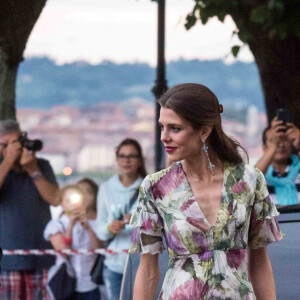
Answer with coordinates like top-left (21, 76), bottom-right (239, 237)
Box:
top-left (50, 233), bottom-right (70, 250)
top-left (95, 186), bottom-right (115, 241)
top-left (255, 146), bottom-right (276, 174)
top-left (49, 214), bottom-right (78, 250)
top-left (86, 227), bottom-right (104, 248)
top-left (248, 247), bottom-right (276, 300)
top-left (255, 118), bottom-right (285, 174)
top-left (133, 253), bottom-right (160, 300)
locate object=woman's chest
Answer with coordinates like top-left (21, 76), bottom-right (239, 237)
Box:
top-left (188, 178), bottom-right (224, 226)
top-left (155, 177), bottom-right (256, 234)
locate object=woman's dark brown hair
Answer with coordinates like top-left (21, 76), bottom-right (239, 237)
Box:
top-left (116, 138), bottom-right (147, 178)
top-left (158, 83), bottom-right (248, 165)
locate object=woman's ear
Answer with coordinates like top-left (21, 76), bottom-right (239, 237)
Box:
top-left (198, 125), bottom-right (213, 142)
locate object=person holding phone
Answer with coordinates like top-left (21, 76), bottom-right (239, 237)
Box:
top-left (255, 109), bottom-right (300, 205)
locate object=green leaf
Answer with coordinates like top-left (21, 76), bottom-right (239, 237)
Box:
top-left (250, 6), bottom-right (269, 24)
top-left (276, 25), bottom-right (288, 39)
top-left (268, 0), bottom-right (284, 12)
top-left (168, 257), bottom-right (176, 269)
top-left (182, 257), bottom-right (196, 278)
top-left (185, 13), bottom-right (197, 30)
top-left (238, 30), bottom-right (252, 43)
top-left (268, 28), bottom-right (277, 39)
top-left (199, 6), bottom-right (209, 25)
top-left (211, 273), bottom-right (225, 286)
top-left (164, 213), bottom-right (173, 229)
top-left (217, 11), bottom-right (227, 23)
top-left (294, 28), bottom-right (300, 40)
top-left (231, 45), bottom-right (240, 57)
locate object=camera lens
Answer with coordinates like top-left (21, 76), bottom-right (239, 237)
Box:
top-left (23, 140), bottom-right (43, 151)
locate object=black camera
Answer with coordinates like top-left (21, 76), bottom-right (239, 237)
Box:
top-left (19, 132), bottom-right (43, 151)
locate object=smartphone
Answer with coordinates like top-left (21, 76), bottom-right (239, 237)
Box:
top-left (276, 108), bottom-right (292, 128)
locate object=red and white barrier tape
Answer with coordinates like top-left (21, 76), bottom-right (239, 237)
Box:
top-left (2, 249), bottom-right (129, 256)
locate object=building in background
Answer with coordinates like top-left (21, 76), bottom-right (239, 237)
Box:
top-left (17, 98), bottom-right (265, 177)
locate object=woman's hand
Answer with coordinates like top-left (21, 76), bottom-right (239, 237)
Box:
top-left (123, 213), bottom-right (132, 224)
top-left (108, 220), bottom-right (127, 234)
top-left (268, 118), bottom-right (286, 146)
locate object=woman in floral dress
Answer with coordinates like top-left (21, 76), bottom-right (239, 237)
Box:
top-left (129, 83), bottom-right (283, 300)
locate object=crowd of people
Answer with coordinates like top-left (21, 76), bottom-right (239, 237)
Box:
top-left (0, 83), bottom-right (299, 300)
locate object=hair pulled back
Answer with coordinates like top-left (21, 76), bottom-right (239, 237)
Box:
top-left (158, 83), bottom-right (247, 165)
top-left (116, 138), bottom-right (147, 178)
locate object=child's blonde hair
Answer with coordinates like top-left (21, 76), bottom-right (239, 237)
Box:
top-left (56, 184), bottom-right (84, 206)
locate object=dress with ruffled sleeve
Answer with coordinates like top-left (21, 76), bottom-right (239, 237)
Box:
top-left (129, 163), bottom-right (284, 300)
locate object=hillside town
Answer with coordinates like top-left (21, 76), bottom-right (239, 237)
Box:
top-left (17, 97), bottom-right (267, 177)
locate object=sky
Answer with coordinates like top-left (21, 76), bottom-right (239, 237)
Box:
top-left (24, 0), bottom-right (254, 66)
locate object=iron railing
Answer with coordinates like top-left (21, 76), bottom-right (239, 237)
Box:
top-left (277, 204), bottom-right (300, 224)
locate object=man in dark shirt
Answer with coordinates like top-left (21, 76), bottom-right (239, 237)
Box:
top-left (255, 117), bottom-right (300, 205)
top-left (0, 120), bottom-right (59, 299)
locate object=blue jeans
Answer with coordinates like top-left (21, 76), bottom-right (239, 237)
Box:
top-left (103, 266), bottom-right (123, 300)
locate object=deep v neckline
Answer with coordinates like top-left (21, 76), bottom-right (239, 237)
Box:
top-left (179, 161), bottom-right (228, 228)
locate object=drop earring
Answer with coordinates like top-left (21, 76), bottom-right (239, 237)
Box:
top-left (202, 140), bottom-right (215, 175)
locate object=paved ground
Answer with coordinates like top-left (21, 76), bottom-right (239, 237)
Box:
top-left (268, 212), bottom-right (300, 300)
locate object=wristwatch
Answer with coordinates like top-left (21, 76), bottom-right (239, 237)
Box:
top-left (30, 170), bottom-right (42, 181)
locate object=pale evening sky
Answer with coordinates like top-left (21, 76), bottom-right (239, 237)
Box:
top-left (24, 0), bottom-right (254, 66)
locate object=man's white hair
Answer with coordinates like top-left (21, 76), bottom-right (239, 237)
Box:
top-left (0, 119), bottom-right (21, 137)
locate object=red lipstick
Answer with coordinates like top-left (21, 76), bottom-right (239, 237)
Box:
top-left (165, 146), bottom-right (177, 153)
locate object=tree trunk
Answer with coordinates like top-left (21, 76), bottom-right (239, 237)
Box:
top-left (0, 0), bottom-right (46, 120)
top-left (248, 36), bottom-right (300, 128)
top-left (0, 49), bottom-right (18, 120)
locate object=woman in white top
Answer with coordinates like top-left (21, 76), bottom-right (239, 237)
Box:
top-left (44, 183), bottom-right (103, 299)
top-left (96, 138), bottom-right (147, 300)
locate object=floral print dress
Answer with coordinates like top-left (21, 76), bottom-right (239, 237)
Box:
top-left (129, 162), bottom-right (284, 300)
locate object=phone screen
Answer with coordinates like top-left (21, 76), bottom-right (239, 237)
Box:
top-left (276, 108), bottom-right (292, 126)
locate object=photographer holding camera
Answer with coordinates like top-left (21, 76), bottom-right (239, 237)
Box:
top-left (255, 109), bottom-right (300, 206)
top-left (0, 120), bottom-right (59, 299)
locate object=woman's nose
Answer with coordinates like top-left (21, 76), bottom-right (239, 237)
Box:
top-left (161, 129), bottom-right (170, 143)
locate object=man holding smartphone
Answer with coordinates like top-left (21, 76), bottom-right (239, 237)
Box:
top-left (255, 111), bottom-right (300, 205)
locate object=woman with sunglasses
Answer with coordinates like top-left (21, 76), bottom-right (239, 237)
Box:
top-left (96, 138), bottom-right (147, 300)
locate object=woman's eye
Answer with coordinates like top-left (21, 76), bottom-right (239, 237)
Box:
top-left (159, 124), bottom-right (164, 131)
top-left (172, 127), bottom-right (181, 133)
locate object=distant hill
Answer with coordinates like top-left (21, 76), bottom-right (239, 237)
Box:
top-left (16, 57), bottom-right (264, 111)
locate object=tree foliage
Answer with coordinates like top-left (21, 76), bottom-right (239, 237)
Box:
top-left (184, 0), bottom-right (300, 126)
top-left (185, 0), bottom-right (300, 56)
